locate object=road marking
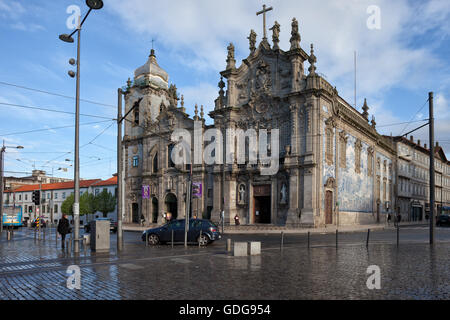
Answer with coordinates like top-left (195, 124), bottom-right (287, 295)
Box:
top-left (119, 263), bottom-right (144, 270)
top-left (171, 258), bottom-right (192, 264)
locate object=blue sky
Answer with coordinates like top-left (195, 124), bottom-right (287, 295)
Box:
top-left (0, 0), bottom-right (449, 181)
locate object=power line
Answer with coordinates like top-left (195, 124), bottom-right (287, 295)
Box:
top-left (0, 102), bottom-right (115, 120)
top-left (0, 119), bottom-right (113, 137)
top-left (0, 81), bottom-right (116, 109)
top-left (377, 119), bottom-right (429, 129)
top-left (399, 99), bottom-right (429, 136)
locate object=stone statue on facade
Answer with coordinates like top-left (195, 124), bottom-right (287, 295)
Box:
top-left (270, 21), bottom-right (280, 50)
top-left (280, 183), bottom-right (287, 204)
top-left (248, 29), bottom-right (257, 53)
top-left (290, 18), bottom-right (301, 50)
top-left (238, 184), bottom-right (246, 204)
top-left (226, 43), bottom-right (236, 69)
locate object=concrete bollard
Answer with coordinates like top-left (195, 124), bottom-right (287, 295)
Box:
top-left (171, 230), bottom-right (174, 248)
top-left (145, 232), bottom-right (148, 247)
top-left (307, 231), bottom-right (310, 248)
top-left (397, 224), bottom-right (399, 247)
top-left (248, 242), bottom-right (261, 256)
top-left (226, 238), bottom-right (232, 252)
top-left (7, 230), bottom-right (11, 241)
top-left (199, 230), bottom-right (202, 248)
top-left (336, 229), bottom-right (338, 249)
top-left (233, 242), bottom-right (247, 257)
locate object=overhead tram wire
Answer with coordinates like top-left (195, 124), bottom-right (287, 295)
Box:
top-left (0, 102), bottom-right (115, 120)
top-left (377, 119), bottom-right (429, 129)
top-left (0, 119), bottom-right (113, 137)
top-left (0, 81), bottom-right (116, 109)
top-left (398, 98), bottom-right (429, 137)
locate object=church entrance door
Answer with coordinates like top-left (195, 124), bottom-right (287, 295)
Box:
top-left (152, 197), bottom-right (158, 223)
top-left (165, 193), bottom-right (178, 220)
top-left (253, 185), bottom-right (271, 224)
top-left (325, 191), bottom-right (333, 224)
top-left (132, 203), bottom-right (139, 223)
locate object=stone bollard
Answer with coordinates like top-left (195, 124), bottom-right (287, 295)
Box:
top-left (248, 242), bottom-right (261, 256)
top-left (366, 229), bottom-right (370, 248)
top-left (233, 242), bottom-right (247, 257)
top-left (226, 239), bottom-right (232, 252)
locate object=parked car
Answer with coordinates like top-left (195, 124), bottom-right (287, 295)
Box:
top-left (84, 218), bottom-right (118, 233)
top-left (436, 214), bottom-right (450, 227)
top-left (142, 219), bottom-right (221, 246)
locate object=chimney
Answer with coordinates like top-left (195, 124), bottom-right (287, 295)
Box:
top-left (410, 135), bottom-right (414, 142)
top-left (424, 143), bottom-right (427, 149)
top-left (436, 141), bottom-right (439, 147)
top-left (418, 140), bottom-right (421, 146)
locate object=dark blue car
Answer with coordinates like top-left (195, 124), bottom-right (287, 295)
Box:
top-left (142, 219), bottom-right (221, 246)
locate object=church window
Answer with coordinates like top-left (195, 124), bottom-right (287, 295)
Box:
top-left (152, 153), bottom-right (158, 173)
top-left (132, 156), bottom-right (139, 167)
top-left (355, 139), bottom-right (362, 174)
top-left (339, 131), bottom-right (347, 168)
top-left (325, 127), bottom-right (333, 165)
top-left (168, 144), bottom-right (175, 168)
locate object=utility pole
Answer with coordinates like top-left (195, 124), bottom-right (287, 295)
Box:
top-left (39, 182), bottom-right (42, 240)
top-left (0, 141), bottom-right (4, 235)
top-left (117, 88), bottom-right (123, 248)
top-left (185, 166), bottom-right (192, 248)
top-left (429, 92), bottom-right (435, 245)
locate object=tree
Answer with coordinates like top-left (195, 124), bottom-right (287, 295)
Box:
top-left (94, 189), bottom-right (116, 218)
top-left (61, 194), bottom-right (74, 215)
top-left (80, 192), bottom-right (96, 221)
top-left (61, 192), bottom-right (95, 217)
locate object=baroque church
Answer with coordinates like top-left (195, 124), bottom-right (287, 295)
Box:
top-left (122, 10), bottom-right (396, 228)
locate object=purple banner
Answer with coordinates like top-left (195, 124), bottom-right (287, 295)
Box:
top-left (142, 185), bottom-right (150, 199)
top-left (192, 182), bottom-right (202, 198)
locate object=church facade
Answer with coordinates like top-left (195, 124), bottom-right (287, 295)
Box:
top-left (121, 16), bottom-right (396, 228)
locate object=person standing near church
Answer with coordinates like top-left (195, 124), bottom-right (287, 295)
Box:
top-left (57, 214), bottom-right (70, 249)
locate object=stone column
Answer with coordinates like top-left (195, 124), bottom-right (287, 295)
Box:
top-left (290, 104), bottom-right (299, 156)
top-left (271, 177), bottom-right (278, 224)
top-left (286, 168), bottom-right (300, 224)
top-left (300, 167), bottom-right (315, 225)
top-left (211, 170), bottom-right (222, 223)
top-left (224, 174), bottom-right (237, 224)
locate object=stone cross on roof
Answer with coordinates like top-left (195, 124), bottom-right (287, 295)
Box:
top-left (256, 4), bottom-right (273, 41)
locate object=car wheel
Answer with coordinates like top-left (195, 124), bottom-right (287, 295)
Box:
top-left (148, 234), bottom-right (160, 245)
top-left (197, 234), bottom-right (209, 246)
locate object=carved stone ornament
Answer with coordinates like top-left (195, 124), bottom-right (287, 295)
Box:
top-left (254, 60), bottom-right (272, 94)
top-left (133, 146), bottom-right (138, 154)
top-left (324, 177), bottom-right (335, 189)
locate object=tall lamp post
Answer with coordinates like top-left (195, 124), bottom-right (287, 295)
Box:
top-left (59, 0), bottom-right (103, 253)
top-left (0, 140), bottom-right (24, 235)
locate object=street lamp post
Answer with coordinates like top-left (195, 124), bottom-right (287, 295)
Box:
top-left (0, 140), bottom-right (24, 235)
top-left (59, 0), bottom-right (103, 253)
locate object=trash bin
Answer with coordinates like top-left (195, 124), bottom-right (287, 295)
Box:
top-left (90, 220), bottom-right (110, 251)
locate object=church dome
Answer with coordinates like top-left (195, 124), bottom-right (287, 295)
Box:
top-left (134, 49), bottom-right (169, 89)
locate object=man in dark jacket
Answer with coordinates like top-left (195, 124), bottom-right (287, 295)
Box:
top-left (57, 214), bottom-right (70, 249)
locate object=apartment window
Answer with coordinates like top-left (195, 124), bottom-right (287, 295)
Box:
top-left (95, 189), bottom-right (100, 196)
top-left (19, 195), bottom-right (22, 201)
top-left (47, 193), bottom-right (50, 199)
top-left (54, 193), bottom-right (58, 199)
top-left (54, 204), bottom-right (58, 214)
top-left (25, 194), bottom-right (28, 201)
top-left (62, 192), bottom-right (66, 199)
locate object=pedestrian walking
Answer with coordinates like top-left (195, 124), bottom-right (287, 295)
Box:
top-left (57, 214), bottom-right (70, 249)
top-left (234, 214), bottom-right (240, 226)
top-left (387, 213), bottom-right (391, 226)
top-left (140, 214), bottom-right (145, 226)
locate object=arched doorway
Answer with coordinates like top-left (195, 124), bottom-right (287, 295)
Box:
top-left (165, 193), bottom-right (178, 219)
top-left (132, 203), bottom-right (139, 223)
top-left (152, 197), bottom-right (158, 223)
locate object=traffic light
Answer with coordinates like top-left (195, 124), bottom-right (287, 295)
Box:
top-left (28, 206), bottom-right (33, 213)
top-left (32, 190), bottom-right (40, 205)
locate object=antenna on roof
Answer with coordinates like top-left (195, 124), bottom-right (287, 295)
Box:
top-left (354, 50), bottom-right (357, 109)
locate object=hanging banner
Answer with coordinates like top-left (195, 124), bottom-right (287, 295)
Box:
top-left (142, 185), bottom-right (150, 199)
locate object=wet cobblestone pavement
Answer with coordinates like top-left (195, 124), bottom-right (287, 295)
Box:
top-left (1, 226), bottom-right (450, 299)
